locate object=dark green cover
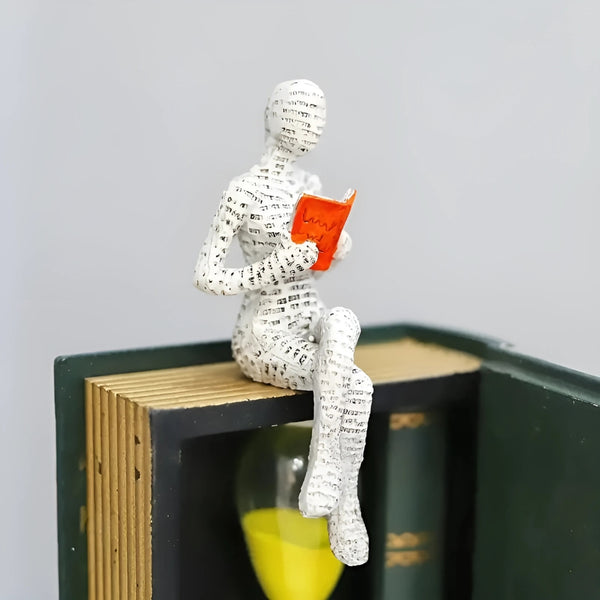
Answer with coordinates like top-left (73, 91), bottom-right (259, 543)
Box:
top-left (472, 357), bottom-right (600, 600)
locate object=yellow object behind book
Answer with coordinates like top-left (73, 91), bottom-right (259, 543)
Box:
top-left (241, 508), bottom-right (344, 600)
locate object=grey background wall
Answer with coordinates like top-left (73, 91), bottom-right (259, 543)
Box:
top-left (2, 0), bottom-right (599, 597)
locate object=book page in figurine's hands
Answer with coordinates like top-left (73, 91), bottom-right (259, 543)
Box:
top-left (290, 189), bottom-right (356, 271)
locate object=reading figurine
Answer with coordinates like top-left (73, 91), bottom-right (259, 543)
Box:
top-left (194, 79), bottom-right (373, 566)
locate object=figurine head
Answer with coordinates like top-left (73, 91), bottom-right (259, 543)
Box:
top-left (265, 79), bottom-right (326, 156)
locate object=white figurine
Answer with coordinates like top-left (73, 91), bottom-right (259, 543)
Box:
top-left (194, 79), bottom-right (373, 566)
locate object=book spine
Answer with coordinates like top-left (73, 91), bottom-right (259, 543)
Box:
top-left (369, 411), bottom-right (446, 600)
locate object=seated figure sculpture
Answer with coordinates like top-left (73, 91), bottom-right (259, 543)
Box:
top-left (194, 79), bottom-right (373, 566)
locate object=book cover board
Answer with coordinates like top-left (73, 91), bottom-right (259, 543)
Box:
top-left (472, 359), bottom-right (600, 600)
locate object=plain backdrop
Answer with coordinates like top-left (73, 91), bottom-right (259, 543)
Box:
top-left (2, 0), bottom-right (599, 597)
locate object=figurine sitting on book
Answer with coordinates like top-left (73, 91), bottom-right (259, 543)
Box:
top-left (194, 79), bottom-right (373, 566)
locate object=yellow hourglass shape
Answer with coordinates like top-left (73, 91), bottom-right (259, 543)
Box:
top-left (237, 423), bottom-right (344, 600)
top-left (242, 508), bottom-right (343, 600)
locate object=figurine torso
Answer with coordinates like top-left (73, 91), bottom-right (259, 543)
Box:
top-left (233, 165), bottom-right (324, 343)
top-left (235, 165), bottom-right (313, 263)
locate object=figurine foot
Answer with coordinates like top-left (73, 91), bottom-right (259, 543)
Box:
top-left (327, 491), bottom-right (369, 566)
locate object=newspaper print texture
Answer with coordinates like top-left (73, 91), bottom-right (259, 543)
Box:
top-left (194, 79), bottom-right (373, 566)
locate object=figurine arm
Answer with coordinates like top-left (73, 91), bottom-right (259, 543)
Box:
top-left (194, 188), bottom-right (318, 296)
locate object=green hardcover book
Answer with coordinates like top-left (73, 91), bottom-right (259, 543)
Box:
top-left (368, 410), bottom-right (447, 600)
top-left (55, 323), bottom-right (600, 600)
top-left (364, 388), bottom-right (479, 600)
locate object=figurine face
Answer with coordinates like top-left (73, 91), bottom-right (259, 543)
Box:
top-left (265, 79), bottom-right (326, 156)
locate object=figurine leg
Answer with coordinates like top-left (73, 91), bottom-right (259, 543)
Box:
top-left (233, 327), bottom-right (317, 392)
top-left (327, 366), bottom-right (373, 566)
top-left (299, 307), bottom-right (361, 518)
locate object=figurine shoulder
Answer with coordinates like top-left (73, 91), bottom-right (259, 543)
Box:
top-left (214, 177), bottom-right (256, 222)
top-left (221, 173), bottom-right (265, 210)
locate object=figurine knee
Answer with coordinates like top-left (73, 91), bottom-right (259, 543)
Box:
top-left (321, 307), bottom-right (361, 344)
top-left (324, 306), bottom-right (360, 331)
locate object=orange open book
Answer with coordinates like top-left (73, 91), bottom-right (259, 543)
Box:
top-left (290, 189), bottom-right (356, 271)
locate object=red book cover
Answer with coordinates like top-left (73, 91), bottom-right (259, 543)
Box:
top-left (290, 189), bottom-right (356, 271)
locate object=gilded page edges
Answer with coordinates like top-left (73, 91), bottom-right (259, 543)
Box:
top-left (84, 381), bottom-right (152, 600)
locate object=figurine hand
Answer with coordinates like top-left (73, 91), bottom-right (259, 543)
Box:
top-left (333, 230), bottom-right (352, 261)
top-left (275, 229), bottom-right (319, 274)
